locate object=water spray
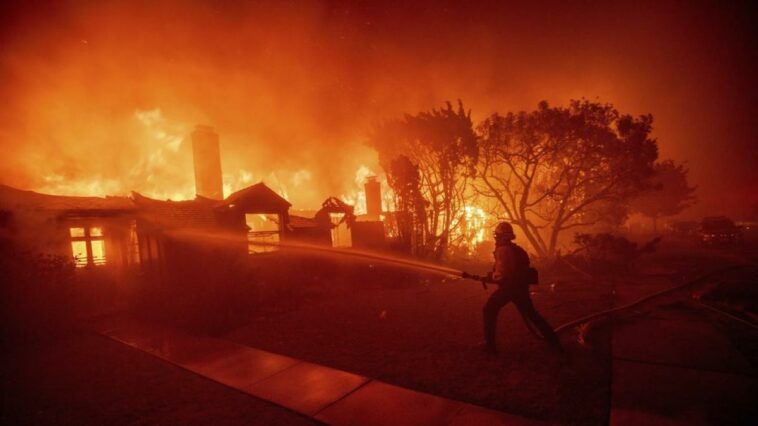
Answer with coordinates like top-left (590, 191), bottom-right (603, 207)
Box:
top-left (246, 240), bottom-right (547, 336)
top-left (168, 228), bottom-right (468, 277)
top-left (248, 240), bottom-right (464, 277)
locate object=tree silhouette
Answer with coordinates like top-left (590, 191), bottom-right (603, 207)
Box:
top-left (369, 101), bottom-right (478, 259)
top-left (630, 160), bottom-right (696, 232)
top-left (475, 100), bottom-right (658, 259)
top-left (385, 155), bottom-right (425, 253)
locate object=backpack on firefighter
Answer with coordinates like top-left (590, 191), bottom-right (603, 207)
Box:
top-left (510, 243), bottom-right (539, 286)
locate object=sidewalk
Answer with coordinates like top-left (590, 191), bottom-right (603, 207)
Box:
top-left (0, 332), bottom-right (318, 425)
top-left (96, 317), bottom-right (548, 426)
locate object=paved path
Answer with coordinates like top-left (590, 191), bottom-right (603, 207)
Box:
top-left (1, 333), bottom-right (318, 425)
top-left (96, 317), bottom-right (547, 426)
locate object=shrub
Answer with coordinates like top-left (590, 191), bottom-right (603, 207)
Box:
top-left (0, 237), bottom-right (77, 343)
top-left (571, 233), bottom-right (659, 274)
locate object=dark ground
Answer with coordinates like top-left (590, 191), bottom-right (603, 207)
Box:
top-left (0, 332), bottom-right (319, 425)
top-left (228, 270), bottom-right (611, 424)
top-left (225, 245), bottom-right (758, 425)
top-left (1, 244), bottom-right (756, 425)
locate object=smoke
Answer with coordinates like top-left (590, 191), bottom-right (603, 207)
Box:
top-left (1, 0), bottom-right (755, 214)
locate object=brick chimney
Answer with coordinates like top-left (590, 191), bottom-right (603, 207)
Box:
top-left (364, 176), bottom-right (382, 218)
top-left (191, 125), bottom-right (223, 200)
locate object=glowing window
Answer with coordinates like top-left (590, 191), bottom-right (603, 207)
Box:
top-left (69, 226), bottom-right (106, 267)
top-left (90, 240), bottom-right (106, 265)
top-left (71, 241), bottom-right (88, 266)
top-left (246, 214), bottom-right (280, 254)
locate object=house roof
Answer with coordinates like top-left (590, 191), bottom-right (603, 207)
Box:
top-left (131, 193), bottom-right (219, 229)
top-left (131, 182), bottom-right (290, 229)
top-left (288, 214), bottom-right (320, 229)
top-left (0, 182), bottom-right (291, 228)
top-left (0, 184), bottom-right (135, 213)
top-left (221, 183), bottom-right (291, 213)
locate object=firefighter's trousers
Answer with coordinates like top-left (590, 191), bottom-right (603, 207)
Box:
top-left (483, 283), bottom-right (559, 350)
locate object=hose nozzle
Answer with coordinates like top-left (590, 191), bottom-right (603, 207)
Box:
top-left (461, 271), bottom-right (488, 290)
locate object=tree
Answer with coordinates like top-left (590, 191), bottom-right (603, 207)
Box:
top-left (369, 101), bottom-right (478, 259)
top-left (385, 155), bottom-right (425, 253)
top-left (630, 160), bottom-right (696, 232)
top-left (475, 100), bottom-right (658, 259)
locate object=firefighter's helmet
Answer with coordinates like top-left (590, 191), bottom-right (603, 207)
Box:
top-left (494, 222), bottom-right (516, 240)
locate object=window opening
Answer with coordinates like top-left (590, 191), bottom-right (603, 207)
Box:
top-left (330, 213), bottom-right (352, 248)
top-left (69, 226), bottom-right (106, 267)
top-left (246, 214), bottom-right (280, 254)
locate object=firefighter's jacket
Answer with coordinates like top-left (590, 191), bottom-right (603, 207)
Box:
top-left (492, 243), bottom-right (518, 283)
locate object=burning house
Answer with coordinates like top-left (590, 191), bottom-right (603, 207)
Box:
top-left (0, 126), bottom-right (292, 273)
top-left (0, 185), bottom-right (139, 270)
top-left (0, 125), bottom-right (388, 274)
top-left (285, 176), bottom-right (387, 251)
top-left (0, 181), bottom-right (291, 271)
top-left (132, 182), bottom-right (292, 269)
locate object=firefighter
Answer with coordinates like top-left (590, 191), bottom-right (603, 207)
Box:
top-left (481, 222), bottom-right (561, 354)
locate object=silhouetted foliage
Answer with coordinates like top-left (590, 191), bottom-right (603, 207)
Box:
top-left (370, 101), bottom-right (478, 259)
top-left (630, 160), bottom-right (696, 232)
top-left (0, 236), bottom-right (76, 342)
top-left (475, 100), bottom-right (658, 259)
top-left (572, 232), bottom-right (660, 273)
top-left (386, 155), bottom-right (425, 253)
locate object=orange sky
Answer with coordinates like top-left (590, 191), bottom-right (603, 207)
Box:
top-left (1, 0), bottom-right (756, 217)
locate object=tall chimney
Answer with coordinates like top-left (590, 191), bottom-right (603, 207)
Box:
top-left (191, 125), bottom-right (223, 200)
top-left (364, 176), bottom-right (382, 218)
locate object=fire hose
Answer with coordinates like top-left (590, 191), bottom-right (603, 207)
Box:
top-left (551, 264), bottom-right (750, 334)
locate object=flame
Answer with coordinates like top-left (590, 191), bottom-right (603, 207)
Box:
top-left (36, 108), bottom-right (196, 200)
top-left (450, 205), bottom-right (492, 253)
top-left (340, 165), bottom-right (373, 214)
top-left (464, 205), bottom-right (489, 246)
top-left (23, 98), bottom-right (391, 213)
top-left (31, 109), bottom-right (330, 205)
top-left (38, 174), bottom-right (123, 198)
